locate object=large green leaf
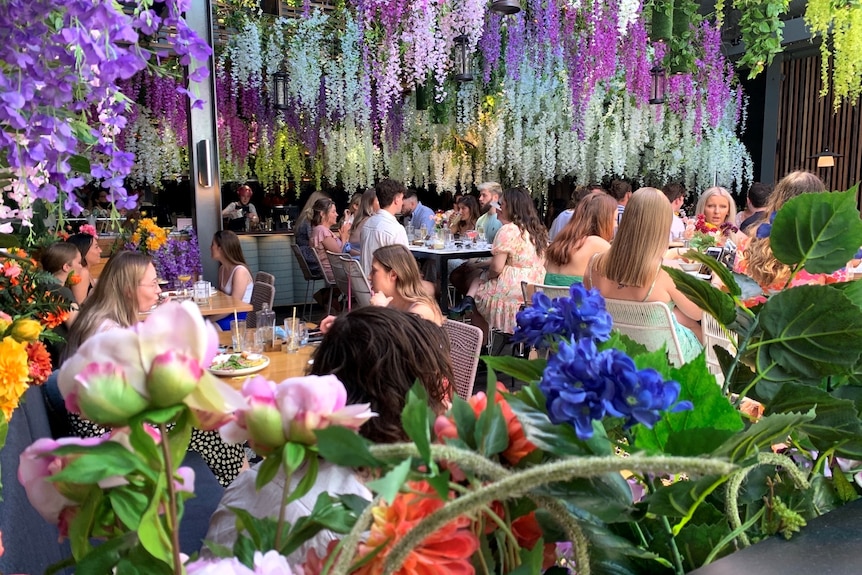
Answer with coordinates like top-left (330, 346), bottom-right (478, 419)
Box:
top-left (663, 266), bottom-right (736, 324)
top-left (366, 458), bottom-right (411, 504)
top-left (770, 187), bottom-right (862, 273)
top-left (401, 384), bottom-right (432, 463)
top-left (634, 355), bottom-right (743, 456)
top-left (712, 411), bottom-right (815, 462)
top-left (756, 285), bottom-right (862, 381)
top-left (482, 355), bottom-right (546, 384)
top-left (671, 250), bottom-right (741, 297)
top-left (767, 382), bottom-right (862, 458)
top-left (507, 383), bottom-right (592, 457)
top-left (50, 442), bottom-right (145, 484)
top-left (314, 426), bottom-right (381, 468)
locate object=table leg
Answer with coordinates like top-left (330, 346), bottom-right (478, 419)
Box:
top-left (439, 254), bottom-right (451, 313)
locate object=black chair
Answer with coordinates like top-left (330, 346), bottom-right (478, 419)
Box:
top-left (290, 244), bottom-right (324, 320)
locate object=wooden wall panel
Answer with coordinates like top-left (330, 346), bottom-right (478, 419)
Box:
top-left (777, 54), bottom-right (862, 197)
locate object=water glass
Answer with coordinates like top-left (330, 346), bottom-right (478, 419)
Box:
top-left (230, 320), bottom-right (246, 352)
top-left (284, 318), bottom-right (305, 353)
top-left (194, 280), bottom-right (210, 305)
top-left (244, 329), bottom-right (264, 354)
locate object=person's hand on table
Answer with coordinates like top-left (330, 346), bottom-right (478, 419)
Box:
top-left (319, 315), bottom-right (337, 334)
top-left (370, 291), bottom-right (393, 308)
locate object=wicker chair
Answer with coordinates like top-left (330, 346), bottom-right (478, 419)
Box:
top-left (244, 281), bottom-right (275, 329)
top-left (443, 320), bottom-right (483, 399)
top-left (702, 312), bottom-right (736, 385)
top-left (521, 281), bottom-right (572, 303)
top-left (290, 244), bottom-right (323, 320)
top-left (603, 298), bottom-right (685, 367)
top-left (340, 256), bottom-right (373, 308)
top-left (254, 271), bottom-right (275, 286)
top-left (326, 251), bottom-right (353, 311)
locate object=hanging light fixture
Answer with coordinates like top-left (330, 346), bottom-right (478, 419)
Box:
top-left (272, 71), bottom-right (289, 110)
top-left (490, 0), bottom-right (521, 14)
top-left (453, 35), bottom-right (473, 82)
top-left (649, 65), bottom-right (666, 105)
top-left (810, 147), bottom-right (841, 168)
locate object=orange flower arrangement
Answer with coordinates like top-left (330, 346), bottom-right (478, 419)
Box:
top-left (353, 481), bottom-right (479, 575)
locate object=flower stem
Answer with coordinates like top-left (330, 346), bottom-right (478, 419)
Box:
top-left (275, 464), bottom-right (293, 550)
top-left (326, 495), bottom-right (381, 575)
top-left (722, 312), bottom-right (760, 396)
top-left (158, 423), bottom-right (183, 575)
top-left (645, 476), bottom-right (685, 575)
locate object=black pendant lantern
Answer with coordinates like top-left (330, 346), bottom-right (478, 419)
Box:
top-left (272, 71), bottom-right (289, 110)
top-left (810, 147), bottom-right (841, 168)
top-left (649, 65), bottom-right (666, 105)
top-left (453, 35), bottom-right (473, 82)
top-left (490, 0), bottom-right (521, 15)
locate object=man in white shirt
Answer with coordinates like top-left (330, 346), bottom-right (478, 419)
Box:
top-left (662, 182), bottom-right (687, 241)
top-left (360, 178), bottom-right (408, 275)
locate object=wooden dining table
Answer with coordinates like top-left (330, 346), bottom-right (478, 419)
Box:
top-left (214, 331), bottom-right (318, 389)
top-left (142, 289), bottom-right (253, 320)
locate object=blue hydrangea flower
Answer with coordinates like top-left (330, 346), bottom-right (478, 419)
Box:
top-left (513, 284), bottom-right (613, 349)
top-left (539, 338), bottom-right (693, 439)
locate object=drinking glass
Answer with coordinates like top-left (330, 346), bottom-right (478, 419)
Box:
top-left (230, 320), bottom-right (246, 352)
top-left (284, 318), bottom-right (304, 353)
top-left (244, 329), bottom-right (264, 354)
top-left (465, 230), bottom-right (478, 246)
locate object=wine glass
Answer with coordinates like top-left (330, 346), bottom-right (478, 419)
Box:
top-left (465, 230), bottom-right (478, 246)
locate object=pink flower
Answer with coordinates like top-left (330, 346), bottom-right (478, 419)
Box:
top-left (221, 375), bottom-right (376, 448)
top-left (79, 224), bottom-right (98, 238)
top-left (3, 262), bottom-right (21, 278)
top-left (59, 302), bottom-right (243, 426)
top-left (252, 550), bottom-right (295, 573)
top-left (186, 557), bottom-right (256, 575)
top-left (18, 436), bottom-right (109, 525)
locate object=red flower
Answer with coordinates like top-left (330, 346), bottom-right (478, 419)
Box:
top-left (511, 512), bottom-right (557, 569)
top-left (354, 481), bottom-right (479, 575)
top-left (26, 341), bottom-right (53, 385)
top-left (435, 382), bottom-right (537, 467)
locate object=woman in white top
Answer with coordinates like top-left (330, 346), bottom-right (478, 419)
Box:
top-left (212, 230), bottom-right (253, 304)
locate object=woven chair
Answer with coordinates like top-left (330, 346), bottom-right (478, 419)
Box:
top-left (290, 244), bottom-right (323, 320)
top-left (244, 281), bottom-right (275, 329)
top-left (311, 248), bottom-right (336, 315)
top-left (341, 256), bottom-right (373, 308)
top-left (254, 271), bottom-right (275, 286)
top-left (702, 312), bottom-right (736, 385)
top-left (326, 251), bottom-right (353, 312)
top-left (443, 320), bottom-right (483, 399)
top-left (521, 281), bottom-right (572, 303)
top-left (603, 298), bottom-right (685, 367)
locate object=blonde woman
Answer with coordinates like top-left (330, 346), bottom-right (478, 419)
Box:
top-left (584, 188), bottom-right (703, 360)
top-left (369, 244), bottom-right (443, 325)
top-left (695, 186), bottom-right (737, 226)
top-left (61, 250), bottom-right (246, 486)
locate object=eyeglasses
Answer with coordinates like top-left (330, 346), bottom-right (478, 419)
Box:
top-left (139, 279), bottom-right (160, 288)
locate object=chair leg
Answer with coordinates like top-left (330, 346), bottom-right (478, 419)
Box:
top-left (325, 285), bottom-right (333, 316)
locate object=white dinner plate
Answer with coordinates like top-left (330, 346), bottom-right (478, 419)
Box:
top-left (208, 353), bottom-right (270, 376)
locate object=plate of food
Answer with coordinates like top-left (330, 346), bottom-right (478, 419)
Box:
top-left (208, 352), bottom-right (270, 376)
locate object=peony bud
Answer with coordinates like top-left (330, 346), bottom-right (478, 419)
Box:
top-left (146, 350), bottom-right (203, 408)
top-left (9, 318), bottom-right (43, 342)
top-left (73, 363), bottom-right (149, 426)
top-left (220, 377), bottom-right (287, 454)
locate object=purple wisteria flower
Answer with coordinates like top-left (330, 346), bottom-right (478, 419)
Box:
top-left (512, 284), bottom-right (613, 349)
top-left (540, 337), bottom-right (692, 440)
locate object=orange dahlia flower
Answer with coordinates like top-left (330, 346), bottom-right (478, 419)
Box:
top-left (354, 481), bottom-right (479, 575)
top-left (26, 341), bottom-right (53, 385)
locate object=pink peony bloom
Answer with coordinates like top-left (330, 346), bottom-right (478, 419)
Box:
top-left (221, 375), bottom-right (376, 448)
top-left (18, 435), bottom-right (109, 525)
top-left (59, 301), bottom-right (244, 426)
top-left (186, 557), bottom-right (256, 575)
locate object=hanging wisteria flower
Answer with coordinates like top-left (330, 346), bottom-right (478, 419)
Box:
top-left (540, 337), bottom-right (692, 439)
top-left (513, 284), bottom-right (613, 349)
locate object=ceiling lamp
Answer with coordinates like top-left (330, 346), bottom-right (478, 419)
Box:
top-left (272, 71), bottom-right (289, 111)
top-left (453, 35), bottom-right (473, 83)
top-left (649, 65), bottom-right (666, 105)
top-left (811, 147), bottom-right (841, 168)
top-left (490, 0), bottom-right (521, 15)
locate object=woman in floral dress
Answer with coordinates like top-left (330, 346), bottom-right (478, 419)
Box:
top-left (450, 188), bottom-right (547, 340)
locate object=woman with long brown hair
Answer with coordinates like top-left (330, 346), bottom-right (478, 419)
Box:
top-left (450, 187), bottom-right (548, 339)
top-left (544, 190), bottom-right (615, 286)
top-left (449, 195), bottom-right (480, 237)
top-left (370, 244), bottom-right (443, 325)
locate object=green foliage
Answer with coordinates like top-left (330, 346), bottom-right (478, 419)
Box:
top-left (736, 0), bottom-right (790, 78)
top-left (805, 0), bottom-right (862, 108)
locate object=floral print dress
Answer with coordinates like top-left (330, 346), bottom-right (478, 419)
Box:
top-left (475, 223), bottom-right (546, 334)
